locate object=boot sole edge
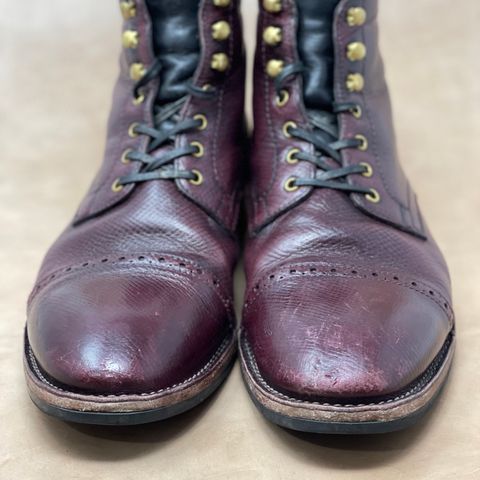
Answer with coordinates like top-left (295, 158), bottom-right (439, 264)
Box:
top-left (24, 331), bottom-right (237, 426)
top-left (239, 331), bottom-right (455, 435)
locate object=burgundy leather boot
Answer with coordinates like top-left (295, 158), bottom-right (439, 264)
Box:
top-left (241, 0), bottom-right (455, 434)
top-left (24, 0), bottom-right (245, 425)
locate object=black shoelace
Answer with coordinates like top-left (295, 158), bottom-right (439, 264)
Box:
top-left (275, 63), bottom-right (373, 196)
top-left (118, 58), bottom-right (215, 187)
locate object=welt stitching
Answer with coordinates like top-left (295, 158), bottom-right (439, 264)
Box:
top-left (28, 335), bottom-right (232, 398)
top-left (241, 332), bottom-right (452, 409)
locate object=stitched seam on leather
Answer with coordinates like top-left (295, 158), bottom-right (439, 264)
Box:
top-left (211, 6), bottom-right (234, 199)
top-left (211, 58), bottom-right (229, 197)
top-left (252, 0), bottom-right (304, 207)
top-left (213, 84), bottom-right (227, 197)
top-left (252, 0), bottom-right (316, 227)
top-left (334, 2), bottom-right (408, 210)
top-left (241, 332), bottom-right (453, 409)
top-left (209, 6), bottom-right (236, 223)
top-left (243, 263), bottom-right (453, 323)
top-left (174, 1), bottom-right (238, 231)
top-left (27, 335), bottom-right (232, 398)
top-left (29, 254), bottom-right (234, 311)
top-left (222, 5), bottom-right (239, 223)
top-left (253, 8), bottom-right (279, 210)
top-left (83, 3), bottom-right (152, 218)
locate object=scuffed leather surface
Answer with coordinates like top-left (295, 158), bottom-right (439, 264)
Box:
top-left (2, 0), bottom-right (479, 476)
top-left (26, 0), bottom-right (245, 395)
top-left (243, 0), bottom-right (454, 402)
top-left (28, 260), bottom-right (232, 393)
top-left (243, 266), bottom-right (452, 399)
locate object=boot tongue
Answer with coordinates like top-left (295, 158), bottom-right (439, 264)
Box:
top-left (146, 0), bottom-right (200, 107)
top-left (296, 0), bottom-right (340, 139)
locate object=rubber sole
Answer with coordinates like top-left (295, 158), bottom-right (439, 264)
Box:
top-left (240, 332), bottom-right (455, 435)
top-left (24, 332), bottom-right (236, 426)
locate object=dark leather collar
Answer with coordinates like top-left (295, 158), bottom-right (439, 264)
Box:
top-left (146, 0), bottom-right (201, 105)
top-left (296, 0), bottom-right (340, 112)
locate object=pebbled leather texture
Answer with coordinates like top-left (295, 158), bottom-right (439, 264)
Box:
top-left (26, 0), bottom-right (245, 396)
top-left (243, 0), bottom-right (455, 402)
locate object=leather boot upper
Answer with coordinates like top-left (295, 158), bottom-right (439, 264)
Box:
top-left (243, 0), bottom-right (454, 402)
top-left (26, 0), bottom-right (246, 395)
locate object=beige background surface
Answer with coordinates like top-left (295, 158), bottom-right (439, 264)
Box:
top-left (1, 1), bottom-right (480, 479)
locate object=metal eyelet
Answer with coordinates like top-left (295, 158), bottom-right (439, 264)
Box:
top-left (189, 169), bottom-right (204, 186)
top-left (193, 114), bottom-right (208, 131)
top-left (284, 177), bottom-right (299, 192)
top-left (111, 178), bottom-right (124, 192)
top-left (128, 122), bottom-right (139, 138)
top-left (275, 89), bottom-right (290, 107)
top-left (132, 93), bottom-right (145, 106)
top-left (121, 149), bottom-right (133, 164)
top-left (286, 148), bottom-right (300, 164)
top-left (351, 105), bottom-right (362, 119)
top-left (283, 121), bottom-right (297, 138)
top-left (365, 188), bottom-right (380, 203)
top-left (191, 141), bottom-right (205, 158)
top-left (360, 162), bottom-right (373, 177)
top-left (355, 134), bottom-right (368, 151)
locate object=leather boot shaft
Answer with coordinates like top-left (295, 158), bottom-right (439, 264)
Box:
top-left (76, 0), bottom-right (246, 231)
top-left (249, 0), bottom-right (425, 237)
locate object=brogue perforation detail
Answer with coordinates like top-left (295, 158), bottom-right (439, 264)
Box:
top-left (29, 253), bottom-right (234, 314)
top-left (243, 263), bottom-right (454, 325)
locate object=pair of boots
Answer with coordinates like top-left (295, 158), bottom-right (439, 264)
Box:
top-left (24, 0), bottom-right (455, 434)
